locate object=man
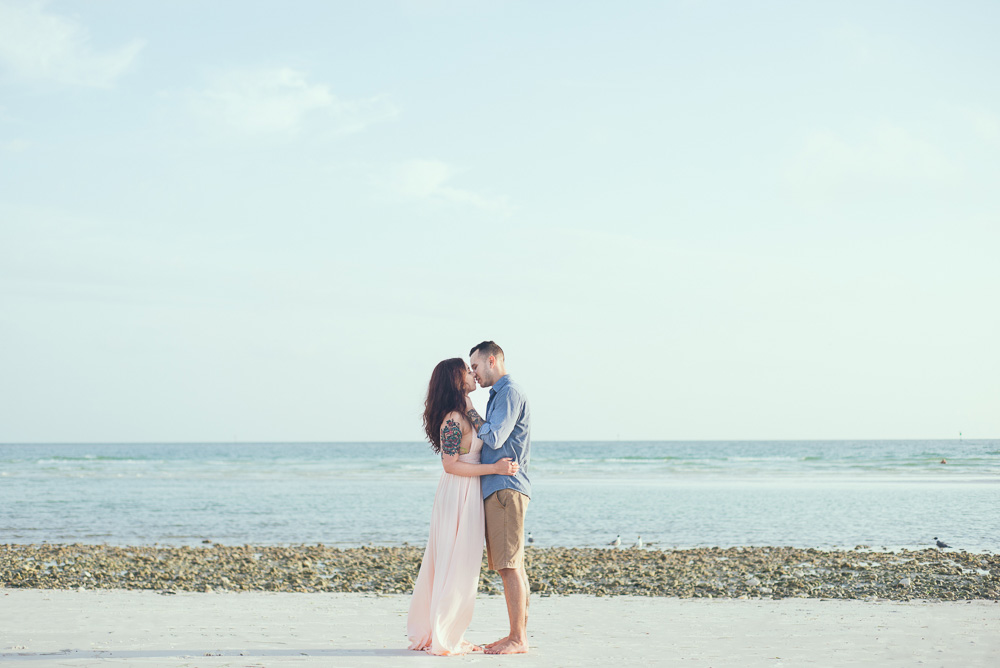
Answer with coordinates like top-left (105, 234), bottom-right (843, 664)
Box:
top-left (465, 340), bottom-right (531, 655)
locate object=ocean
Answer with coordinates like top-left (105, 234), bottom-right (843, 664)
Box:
top-left (1, 440), bottom-right (997, 552)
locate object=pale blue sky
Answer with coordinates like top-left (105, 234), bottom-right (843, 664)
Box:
top-left (1, 1), bottom-right (997, 442)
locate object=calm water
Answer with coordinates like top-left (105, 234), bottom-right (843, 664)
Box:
top-left (1, 440), bottom-right (997, 552)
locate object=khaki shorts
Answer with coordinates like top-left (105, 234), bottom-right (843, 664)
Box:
top-left (484, 489), bottom-right (529, 571)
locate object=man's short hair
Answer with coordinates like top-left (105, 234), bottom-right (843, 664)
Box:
top-left (470, 340), bottom-right (504, 361)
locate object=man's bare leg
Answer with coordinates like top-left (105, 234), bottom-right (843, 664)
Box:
top-left (485, 566), bottom-right (529, 654)
top-left (484, 566), bottom-right (528, 650)
top-left (523, 564), bottom-right (530, 621)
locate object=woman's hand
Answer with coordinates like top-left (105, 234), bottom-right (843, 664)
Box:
top-left (493, 457), bottom-right (519, 476)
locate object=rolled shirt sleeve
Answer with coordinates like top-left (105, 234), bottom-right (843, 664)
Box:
top-left (478, 385), bottom-right (522, 451)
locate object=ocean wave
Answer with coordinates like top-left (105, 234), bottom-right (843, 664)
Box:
top-left (603, 457), bottom-right (681, 463)
top-left (4, 441), bottom-right (998, 484)
top-left (725, 456), bottom-right (804, 462)
top-left (34, 457), bottom-right (161, 465)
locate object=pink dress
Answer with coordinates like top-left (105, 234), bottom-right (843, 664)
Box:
top-left (407, 435), bottom-right (485, 655)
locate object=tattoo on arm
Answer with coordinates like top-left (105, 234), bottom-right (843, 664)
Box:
top-left (466, 408), bottom-right (485, 431)
top-left (440, 419), bottom-right (462, 456)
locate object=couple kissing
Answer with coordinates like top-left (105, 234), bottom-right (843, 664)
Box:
top-left (407, 340), bottom-right (532, 655)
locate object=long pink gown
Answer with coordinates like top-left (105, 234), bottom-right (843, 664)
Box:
top-left (407, 435), bottom-right (485, 655)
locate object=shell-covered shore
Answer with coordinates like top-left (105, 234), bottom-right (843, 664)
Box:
top-left (2, 544), bottom-right (997, 601)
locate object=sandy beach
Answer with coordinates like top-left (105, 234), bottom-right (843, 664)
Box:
top-left (3, 545), bottom-right (997, 664)
top-left (1, 589), bottom-right (997, 667)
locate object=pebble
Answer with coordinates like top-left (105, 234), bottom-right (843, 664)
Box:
top-left (0, 544), bottom-right (997, 600)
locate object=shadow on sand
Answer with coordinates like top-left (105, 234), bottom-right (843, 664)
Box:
top-left (0, 648), bottom-right (417, 660)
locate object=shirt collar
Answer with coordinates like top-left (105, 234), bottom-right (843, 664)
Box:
top-left (491, 374), bottom-right (511, 394)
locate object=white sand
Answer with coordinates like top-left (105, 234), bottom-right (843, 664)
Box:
top-left (1, 589), bottom-right (997, 667)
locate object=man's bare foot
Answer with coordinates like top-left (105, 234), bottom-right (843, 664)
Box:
top-left (484, 636), bottom-right (508, 650)
top-left (485, 638), bottom-right (529, 655)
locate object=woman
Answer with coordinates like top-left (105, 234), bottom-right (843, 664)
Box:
top-left (407, 358), bottom-right (519, 655)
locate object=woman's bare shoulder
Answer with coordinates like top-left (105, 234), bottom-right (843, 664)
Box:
top-left (441, 410), bottom-right (465, 425)
top-left (439, 411), bottom-right (469, 434)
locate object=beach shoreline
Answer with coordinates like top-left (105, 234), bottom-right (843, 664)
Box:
top-left (3, 543), bottom-right (997, 601)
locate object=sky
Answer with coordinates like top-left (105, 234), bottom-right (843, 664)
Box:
top-left (1, 1), bottom-right (997, 443)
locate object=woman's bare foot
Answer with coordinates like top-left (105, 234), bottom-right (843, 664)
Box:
top-left (485, 638), bottom-right (529, 655)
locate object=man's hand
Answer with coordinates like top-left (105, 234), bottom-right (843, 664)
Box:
top-left (492, 457), bottom-right (519, 476)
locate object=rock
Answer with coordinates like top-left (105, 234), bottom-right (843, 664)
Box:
top-left (1, 544), bottom-right (997, 601)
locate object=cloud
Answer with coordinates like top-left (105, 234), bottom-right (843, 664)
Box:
top-left (0, 0), bottom-right (143, 87)
top-left (1, 138), bottom-right (30, 153)
top-left (392, 159), bottom-right (510, 212)
top-left (786, 125), bottom-right (961, 200)
top-left (187, 67), bottom-right (398, 136)
top-left (394, 160), bottom-right (509, 213)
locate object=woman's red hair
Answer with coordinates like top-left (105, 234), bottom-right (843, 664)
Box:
top-left (423, 358), bottom-right (467, 453)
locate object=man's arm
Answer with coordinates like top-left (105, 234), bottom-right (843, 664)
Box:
top-left (466, 407), bottom-right (485, 431)
top-left (440, 410), bottom-right (519, 477)
top-left (476, 387), bottom-right (521, 450)
top-left (463, 395), bottom-right (485, 431)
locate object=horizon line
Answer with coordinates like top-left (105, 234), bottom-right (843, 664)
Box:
top-left (1, 437), bottom-right (993, 446)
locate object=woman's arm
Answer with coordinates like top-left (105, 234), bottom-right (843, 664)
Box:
top-left (442, 453), bottom-right (519, 477)
top-left (439, 412), bottom-right (519, 477)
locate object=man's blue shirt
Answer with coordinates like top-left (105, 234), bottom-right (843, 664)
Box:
top-left (478, 374), bottom-right (531, 500)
